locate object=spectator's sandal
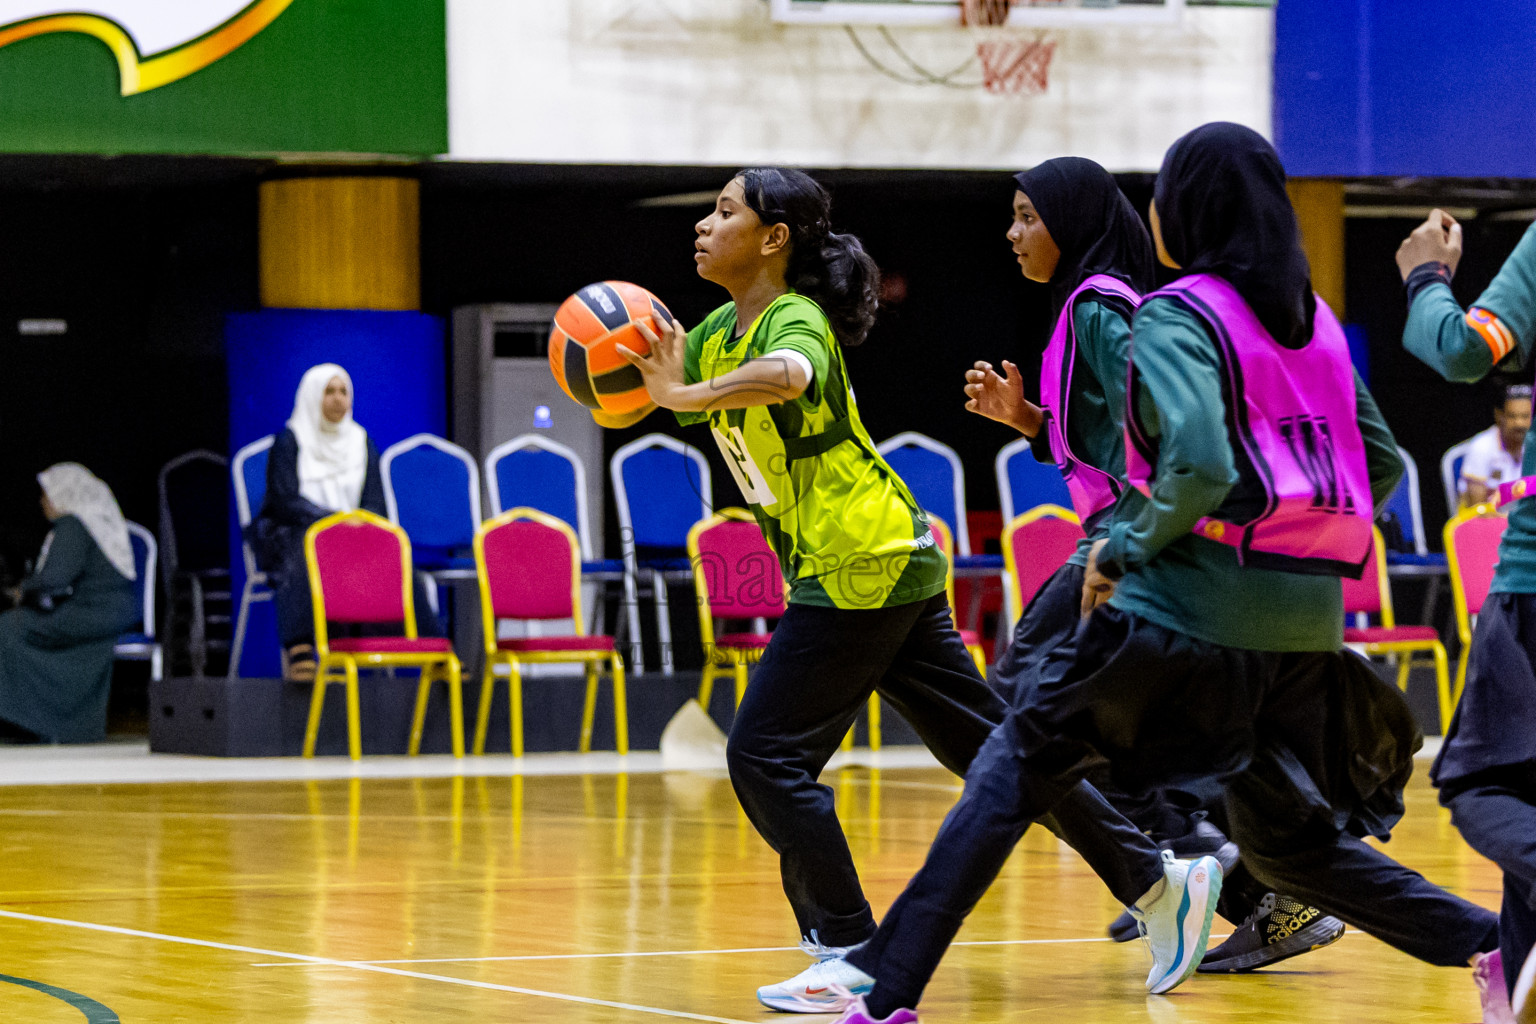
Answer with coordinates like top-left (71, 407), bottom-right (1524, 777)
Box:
top-left (285, 644), bottom-right (317, 683)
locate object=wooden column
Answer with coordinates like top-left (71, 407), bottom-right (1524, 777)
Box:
top-left (1287, 178), bottom-right (1346, 318)
top-left (259, 176), bottom-right (420, 310)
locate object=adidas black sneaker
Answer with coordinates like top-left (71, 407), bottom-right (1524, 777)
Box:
top-left (1197, 893), bottom-right (1345, 973)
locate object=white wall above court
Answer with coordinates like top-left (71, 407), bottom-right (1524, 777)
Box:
top-left (447, 0), bottom-right (1272, 171)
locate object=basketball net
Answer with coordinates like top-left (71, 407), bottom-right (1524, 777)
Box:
top-left (960, 0), bottom-right (1057, 96)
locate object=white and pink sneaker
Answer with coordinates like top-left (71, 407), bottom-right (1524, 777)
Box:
top-left (1513, 945), bottom-right (1536, 1024)
top-left (1474, 950), bottom-right (1515, 1024)
top-left (757, 934), bottom-right (874, 1012)
top-left (829, 992), bottom-right (920, 1024)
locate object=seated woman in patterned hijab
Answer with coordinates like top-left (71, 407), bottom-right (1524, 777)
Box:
top-left (0, 463), bottom-right (137, 743)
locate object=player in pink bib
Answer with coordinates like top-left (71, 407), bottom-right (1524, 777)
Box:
top-left (830, 123), bottom-right (1496, 1024)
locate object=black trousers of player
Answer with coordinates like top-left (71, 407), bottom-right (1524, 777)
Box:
top-left (848, 606), bottom-right (1498, 1012)
top-left (1445, 779), bottom-right (1536, 997)
top-left (726, 591), bottom-right (1165, 948)
top-left (996, 562), bottom-right (1263, 922)
top-left (997, 563), bottom-right (1215, 837)
top-left (1435, 593), bottom-right (1536, 998)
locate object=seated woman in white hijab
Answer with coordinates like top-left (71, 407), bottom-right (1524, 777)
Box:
top-left (0, 464), bottom-right (137, 743)
top-left (250, 365), bottom-right (395, 681)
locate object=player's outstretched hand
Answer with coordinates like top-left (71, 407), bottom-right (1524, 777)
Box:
top-left (964, 359), bottom-right (1043, 437)
top-left (1395, 209), bottom-right (1463, 283)
top-left (618, 317), bottom-right (690, 410)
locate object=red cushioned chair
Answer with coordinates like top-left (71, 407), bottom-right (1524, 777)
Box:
top-left (474, 508), bottom-right (628, 757)
top-left (687, 509), bottom-right (787, 712)
top-left (686, 510), bottom-right (885, 751)
top-left (303, 510), bottom-right (465, 761)
top-left (1445, 506), bottom-right (1509, 714)
top-left (1342, 525), bottom-right (1452, 733)
top-left (1001, 505), bottom-right (1086, 630)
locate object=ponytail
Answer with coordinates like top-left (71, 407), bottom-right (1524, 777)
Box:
top-left (736, 168), bottom-right (881, 347)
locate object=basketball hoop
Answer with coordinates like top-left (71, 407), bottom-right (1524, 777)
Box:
top-left (961, 0), bottom-right (1057, 95)
top-left (960, 0), bottom-right (1012, 26)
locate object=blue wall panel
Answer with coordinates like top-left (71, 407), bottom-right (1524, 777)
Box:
top-left (225, 309), bottom-right (446, 677)
top-left (1276, 0), bottom-right (1536, 177)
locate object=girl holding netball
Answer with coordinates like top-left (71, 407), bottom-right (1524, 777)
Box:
top-left (617, 167), bottom-right (1202, 1013)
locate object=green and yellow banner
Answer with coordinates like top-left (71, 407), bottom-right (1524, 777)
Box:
top-left (0, 0), bottom-right (446, 155)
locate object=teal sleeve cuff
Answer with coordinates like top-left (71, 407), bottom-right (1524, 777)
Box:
top-left (1404, 283), bottom-right (1493, 383)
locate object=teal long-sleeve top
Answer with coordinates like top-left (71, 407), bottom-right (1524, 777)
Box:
top-left (1054, 295), bottom-right (1133, 568)
top-left (1403, 221), bottom-right (1536, 594)
top-left (1099, 294), bottom-right (1404, 652)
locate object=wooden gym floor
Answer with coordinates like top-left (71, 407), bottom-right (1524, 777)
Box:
top-left (0, 755), bottom-right (1497, 1023)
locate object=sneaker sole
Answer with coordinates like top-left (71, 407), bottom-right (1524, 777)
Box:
top-left (757, 984), bottom-right (872, 1014)
top-left (1196, 915), bottom-right (1345, 973)
top-left (1148, 855), bottom-right (1223, 995)
top-left (1513, 945), bottom-right (1536, 1024)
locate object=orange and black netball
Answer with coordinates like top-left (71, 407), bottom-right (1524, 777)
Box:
top-left (549, 281), bottom-right (674, 414)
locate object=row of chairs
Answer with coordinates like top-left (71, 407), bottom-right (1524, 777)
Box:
top-left (1342, 508), bottom-right (1507, 734)
top-left (145, 424), bottom-right (1505, 660)
top-left (299, 507), bottom-right (622, 761)
top-left (227, 429), bottom-right (1077, 679)
top-left (119, 488), bottom-right (1507, 757)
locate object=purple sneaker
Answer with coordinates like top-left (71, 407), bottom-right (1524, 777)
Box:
top-left (1474, 950), bottom-right (1515, 1024)
top-left (1514, 945), bottom-right (1536, 1024)
top-left (829, 993), bottom-right (920, 1024)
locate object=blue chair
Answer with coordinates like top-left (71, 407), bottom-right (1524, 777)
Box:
top-left (610, 434), bottom-right (712, 675)
top-left (878, 432), bottom-right (973, 555)
top-left (230, 434), bottom-right (275, 679)
top-left (994, 436), bottom-right (1075, 627)
top-left (115, 522), bottom-right (163, 681)
top-left (995, 435), bottom-right (1073, 525)
top-left (381, 434), bottom-right (482, 580)
top-left (486, 434), bottom-right (623, 575)
top-left (486, 434), bottom-right (625, 633)
top-left (879, 432), bottom-right (1002, 640)
top-left (1440, 433), bottom-right (1480, 516)
top-left (1383, 445), bottom-right (1447, 572)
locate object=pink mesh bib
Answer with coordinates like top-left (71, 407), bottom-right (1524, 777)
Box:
top-left (1039, 275), bottom-right (1142, 523)
top-left (1126, 274), bottom-right (1373, 578)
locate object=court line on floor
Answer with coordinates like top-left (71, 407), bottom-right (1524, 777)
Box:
top-left (245, 928), bottom-right (1354, 970)
top-left (0, 908), bottom-right (759, 1024)
top-left (245, 933), bottom-right (1137, 967)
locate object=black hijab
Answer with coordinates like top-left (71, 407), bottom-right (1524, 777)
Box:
top-left (1153, 122), bottom-right (1315, 349)
top-left (1013, 157), bottom-right (1155, 318)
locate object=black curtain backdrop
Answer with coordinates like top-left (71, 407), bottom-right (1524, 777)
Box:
top-left (0, 158), bottom-right (1526, 583)
top-left (0, 176), bottom-right (254, 575)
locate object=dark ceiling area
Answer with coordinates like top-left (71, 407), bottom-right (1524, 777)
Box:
top-left (0, 152), bottom-right (1530, 218)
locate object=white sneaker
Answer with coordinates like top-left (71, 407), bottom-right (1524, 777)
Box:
top-left (1129, 849), bottom-right (1222, 995)
top-left (757, 933), bottom-right (875, 1013)
top-left (1513, 943), bottom-right (1536, 1024)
